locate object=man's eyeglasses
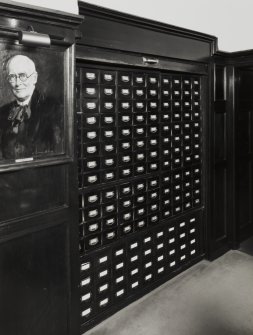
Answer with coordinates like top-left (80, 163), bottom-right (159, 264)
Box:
top-left (7, 72), bottom-right (35, 83)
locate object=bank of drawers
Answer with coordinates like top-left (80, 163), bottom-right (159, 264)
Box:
top-left (76, 67), bottom-right (201, 189)
top-left (79, 167), bottom-right (201, 252)
top-left (80, 212), bottom-right (202, 325)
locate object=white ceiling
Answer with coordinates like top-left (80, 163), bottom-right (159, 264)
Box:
top-left (12, 0), bottom-right (253, 52)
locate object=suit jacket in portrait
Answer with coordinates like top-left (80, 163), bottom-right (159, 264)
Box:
top-left (0, 89), bottom-right (63, 160)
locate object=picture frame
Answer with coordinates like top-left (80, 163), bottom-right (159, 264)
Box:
top-left (0, 41), bottom-right (74, 170)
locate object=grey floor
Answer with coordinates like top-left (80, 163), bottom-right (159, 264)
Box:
top-left (85, 249), bottom-right (253, 335)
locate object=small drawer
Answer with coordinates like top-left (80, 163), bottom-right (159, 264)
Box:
top-left (161, 207), bottom-right (172, 219)
top-left (147, 74), bottom-right (159, 87)
top-left (101, 141), bottom-right (117, 155)
top-left (119, 153), bottom-right (132, 166)
top-left (83, 172), bottom-right (100, 187)
top-left (148, 149), bottom-right (159, 161)
top-left (84, 206), bottom-right (101, 222)
top-left (183, 122), bottom-right (191, 133)
top-left (172, 111), bottom-right (181, 122)
top-left (172, 157), bottom-right (182, 169)
top-left (148, 137), bottom-right (159, 148)
top-left (101, 187), bottom-right (117, 203)
top-left (119, 139), bottom-right (132, 153)
top-left (184, 201), bottom-right (192, 211)
top-left (193, 188), bottom-right (201, 198)
top-left (101, 127), bottom-right (116, 141)
top-left (183, 191), bottom-right (192, 202)
top-left (83, 99), bottom-right (99, 113)
top-left (147, 112), bottom-right (159, 124)
top-left (102, 215), bottom-right (117, 229)
top-left (134, 218), bottom-right (148, 231)
top-left (118, 72), bottom-right (132, 85)
top-left (101, 70), bottom-right (116, 84)
top-left (119, 183), bottom-right (132, 198)
top-left (148, 189), bottom-right (159, 202)
top-left (119, 126), bottom-right (132, 139)
top-left (118, 86), bottom-right (132, 100)
top-left (161, 196), bottom-right (171, 208)
top-left (161, 160), bottom-right (170, 171)
top-left (161, 75), bottom-right (171, 87)
top-left (147, 177), bottom-right (159, 190)
top-left (148, 161), bottom-right (159, 172)
top-left (101, 169), bottom-right (117, 183)
top-left (161, 100), bottom-right (171, 111)
top-left (172, 123), bottom-right (182, 135)
top-left (183, 101), bottom-right (191, 111)
top-left (173, 183), bottom-right (182, 193)
top-left (134, 193), bottom-right (147, 206)
top-left (160, 112), bottom-right (171, 123)
top-left (173, 205), bottom-right (182, 215)
top-left (172, 77), bottom-right (181, 87)
top-left (83, 114), bottom-right (100, 128)
top-left (101, 113), bottom-right (116, 127)
top-left (133, 100), bottom-right (146, 112)
top-left (134, 113), bottom-right (146, 125)
top-left (193, 111), bottom-right (201, 120)
top-left (134, 87), bottom-right (146, 99)
top-left (182, 89), bottom-right (191, 98)
top-left (101, 155), bottom-right (117, 169)
top-left (119, 222), bottom-right (134, 236)
top-left (173, 193), bottom-right (182, 204)
top-left (134, 138), bottom-right (146, 150)
top-left (119, 210), bottom-right (133, 223)
top-left (119, 113), bottom-right (132, 126)
top-left (85, 233), bottom-right (101, 251)
top-left (183, 179), bottom-right (192, 190)
top-left (147, 100), bottom-right (159, 111)
top-left (133, 125), bottom-right (146, 138)
top-left (133, 73), bottom-right (146, 86)
top-left (147, 88), bottom-right (159, 99)
top-left (102, 229), bottom-right (118, 245)
top-left (172, 170), bottom-right (182, 183)
top-left (83, 157), bottom-right (100, 172)
top-left (162, 88), bottom-right (170, 98)
top-left (119, 196), bottom-right (133, 210)
top-left (161, 148), bottom-right (170, 158)
top-left (134, 151), bottom-right (146, 163)
top-left (172, 89), bottom-right (181, 99)
top-left (101, 86), bottom-right (116, 99)
top-left (193, 197), bottom-right (201, 207)
top-left (102, 202), bottom-right (117, 216)
top-left (134, 205), bottom-right (147, 219)
top-left (148, 213), bottom-right (160, 225)
top-left (148, 125), bottom-right (159, 136)
top-left (134, 163), bottom-right (147, 176)
top-left (84, 191), bottom-right (101, 207)
top-left (101, 100), bottom-right (116, 113)
top-left (85, 220), bottom-right (102, 235)
top-left (119, 166), bottom-right (133, 179)
top-left (134, 179), bottom-right (147, 194)
top-left (119, 100), bottom-right (132, 112)
top-left (82, 69), bottom-right (99, 83)
top-left (193, 100), bottom-right (200, 110)
top-left (148, 202), bottom-right (159, 213)
top-left (161, 173), bottom-right (171, 184)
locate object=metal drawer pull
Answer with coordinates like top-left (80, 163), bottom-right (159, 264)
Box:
top-left (106, 173), bottom-right (114, 180)
top-left (122, 142), bottom-right (130, 149)
top-left (89, 209), bottom-right (98, 217)
top-left (122, 89), bottom-right (130, 95)
top-left (105, 116), bottom-right (113, 123)
top-left (88, 175), bottom-right (97, 183)
top-left (87, 131), bottom-right (97, 139)
top-left (122, 102), bottom-right (130, 109)
top-left (87, 146), bottom-right (97, 154)
top-left (86, 88), bottom-right (96, 95)
top-left (136, 77), bottom-right (144, 83)
top-left (89, 224), bottom-right (98, 232)
top-left (136, 89), bottom-right (144, 96)
top-left (87, 102), bottom-right (96, 109)
top-left (87, 116), bottom-right (96, 124)
top-left (107, 232), bottom-right (115, 239)
top-left (105, 131), bottom-right (113, 137)
top-left (106, 205), bottom-right (115, 212)
top-left (104, 74), bottom-right (113, 81)
top-left (106, 191), bottom-right (115, 198)
top-left (89, 237), bottom-right (99, 246)
top-left (122, 116), bottom-right (130, 122)
top-left (122, 75), bottom-right (130, 82)
top-left (105, 159), bottom-right (114, 166)
top-left (105, 145), bottom-right (114, 152)
top-left (106, 218), bottom-right (115, 225)
top-left (124, 225), bottom-right (131, 233)
top-left (104, 88), bottom-right (113, 95)
top-left (86, 72), bottom-right (96, 80)
top-left (143, 57), bottom-right (159, 65)
top-left (123, 156), bottom-right (130, 162)
top-left (138, 220), bottom-right (145, 227)
top-left (123, 200), bottom-right (131, 207)
top-left (104, 102), bottom-right (113, 109)
top-left (87, 161), bottom-right (97, 169)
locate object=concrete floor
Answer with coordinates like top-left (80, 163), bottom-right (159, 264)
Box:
top-left (85, 250), bottom-right (253, 335)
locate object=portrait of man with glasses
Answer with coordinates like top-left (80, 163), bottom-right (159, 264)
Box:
top-left (0, 54), bottom-right (63, 160)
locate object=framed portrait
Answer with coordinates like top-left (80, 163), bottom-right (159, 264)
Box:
top-left (0, 41), bottom-right (73, 168)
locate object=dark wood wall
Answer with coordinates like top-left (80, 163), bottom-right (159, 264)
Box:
top-left (0, 2), bottom-right (82, 335)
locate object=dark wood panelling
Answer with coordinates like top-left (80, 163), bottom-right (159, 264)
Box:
top-left (0, 225), bottom-right (68, 335)
top-left (78, 2), bottom-right (216, 62)
top-left (0, 165), bottom-right (67, 222)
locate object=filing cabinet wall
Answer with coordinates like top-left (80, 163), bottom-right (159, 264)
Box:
top-left (76, 2), bottom-right (216, 333)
